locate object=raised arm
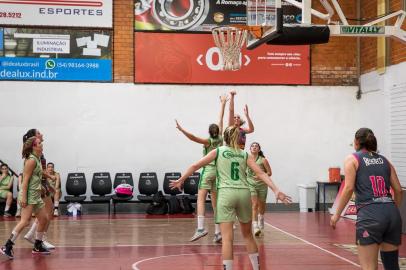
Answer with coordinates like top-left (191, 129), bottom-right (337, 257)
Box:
top-left (218, 94), bottom-right (228, 134)
top-left (389, 162), bottom-right (402, 207)
top-left (169, 149), bottom-right (217, 190)
top-left (175, 119), bottom-right (209, 146)
top-left (330, 155), bottom-right (357, 229)
top-left (247, 155), bottom-right (291, 204)
top-left (228, 90), bottom-right (236, 127)
top-left (242, 104), bottom-right (254, 134)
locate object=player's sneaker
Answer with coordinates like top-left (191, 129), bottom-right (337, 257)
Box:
top-left (254, 226), bottom-right (261, 237)
top-left (189, 229), bottom-right (208, 242)
top-left (32, 241), bottom-right (51, 255)
top-left (42, 240), bottom-right (55, 250)
top-left (24, 233), bottom-right (35, 244)
top-left (53, 209), bottom-right (59, 217)
top-left (213, 233), bottom-right (222, 243)
top-left (0, 240), bottom-right (14, 259)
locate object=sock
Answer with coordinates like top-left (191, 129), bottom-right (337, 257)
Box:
top-left (54, 201), bottom-right (59, 208)
top-left (10, 231), bottom-right (19, 243)
top-left (35, 231), bottom-right (45, 241)
top-left (249, 253), bottom-right (260, 270)
top-left (197, 216), bottom-right (205, 231)
top-left (215, 223), bottom-right (221, 234)
top-left (253, 221), bottom-right (258, 229)
top-left (25, 221), bottom-right (38, 238)
top-left (380, 250), bottom-right (400, 270)
top-left (223, 260), bottom-right (233, 270)
top-left (5, 204), bottom-right (10, 212)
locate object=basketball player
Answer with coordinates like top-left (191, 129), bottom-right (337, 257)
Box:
top-left (247, 142), bottom-right (272, 236)
top-left (0, 164), bottom-right (14, 217)
top-left (0, 137), bottom-right (50, 259)
top-left (330, 128), bottom-right (403, 270)
top-left (22, 129), bottom-right (56, 250)
top-left (175, 94), bottom-right (227, 243)
top-left (46, 163), bottom-right (61, 217)
top-left (228, 90), bottom-right (254, 149)
top-left (170, 126), bottom-right (291, 270)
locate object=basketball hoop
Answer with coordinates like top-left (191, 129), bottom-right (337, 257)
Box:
top-left (212, 26), bottom-right (248, 71)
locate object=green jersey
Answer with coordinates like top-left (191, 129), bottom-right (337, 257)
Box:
top-left (203, 136), bottom-right (223, 166)
top-left (215, 146), bottom-right (249, 189)
top-left (0, 175), bottom-right (12, 190)
top-left (26, 154), bottom-right (43, 196)
top-left (247, 155), bottom-right (267, 187)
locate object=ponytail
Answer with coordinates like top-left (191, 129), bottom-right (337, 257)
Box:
top-left (22, 136), bottom-right (37, 159)
top-left (355, 128), bottom-right (377, 152)
top-left (224, 126), bottom-right (240, 149)
top-left (23, 129), bottom-right (36, 143)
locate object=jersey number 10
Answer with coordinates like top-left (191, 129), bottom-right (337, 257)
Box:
top-left (231, 162), bottom-right (240, 181)
top-left (369, 175), bottom-right (388, 197)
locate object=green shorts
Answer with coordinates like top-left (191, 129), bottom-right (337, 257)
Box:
top-left (18, 190), bottom-right (45, 213)
top-left (215, 188), bottom-right (252, 224)
top-left (250, 185), bottom-right (268, 202)
top-left (199, 165), bottom-right (217, 191)
top-left (0, 190), bottom-right (10, 199)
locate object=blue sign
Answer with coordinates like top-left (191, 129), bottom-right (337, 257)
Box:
top-left (0, 57), bottom-right (112, 81)
top-left (0, 29), bottom-right (3, 51)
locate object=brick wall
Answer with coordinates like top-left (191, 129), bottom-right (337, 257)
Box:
top-left (361, 0), bottom-right (406, 74)
top-left (311, 0), bottom-right (358, 85)
top-left (113, 0), bottom-right (134, 83)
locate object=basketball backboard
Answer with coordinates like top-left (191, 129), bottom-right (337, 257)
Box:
top-left (246, 0), bottom-right (283, 50)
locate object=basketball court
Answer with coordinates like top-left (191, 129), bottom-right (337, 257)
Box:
top-left (3, 212), bottom-right (406, 269)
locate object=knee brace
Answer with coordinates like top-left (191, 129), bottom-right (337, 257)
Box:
top-left (380, 250), bottom-right (400, 270)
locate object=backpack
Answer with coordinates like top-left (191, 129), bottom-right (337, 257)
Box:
top-left (146, 191), bottom-right (168, 215)
top-left (178, 196), bottom-right (195, 214)
top-left (167, 196), bottom-right (182, 214)
top-left (114, 183), bottom-right (133, 197)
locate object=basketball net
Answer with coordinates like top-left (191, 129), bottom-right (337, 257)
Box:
top-left (212, 26), bottom-right (248, 71)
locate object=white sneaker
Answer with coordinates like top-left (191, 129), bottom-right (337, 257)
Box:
top-left (15, 209), bottom-right (21, 217)
top-left (213, 233), bottom-right (222, 243)
top-left (42, 241), bottom-right (55, 250)
top-left (24, 234), bottom-right (35, 244)
top-left (253, 227), bottom-right (261, 237)
top-left (189, 229), bottom-right (208, 242)
top-left (53, 209), bottom-right (59, 217)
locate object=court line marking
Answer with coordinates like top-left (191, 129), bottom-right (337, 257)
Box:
top-left (265, 221), bottom-right (361, 268)
top-left (132, 253), bottom-right (245, 270)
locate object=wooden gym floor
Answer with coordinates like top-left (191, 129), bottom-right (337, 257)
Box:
top-left (0, 212), bottom-right (406, 269)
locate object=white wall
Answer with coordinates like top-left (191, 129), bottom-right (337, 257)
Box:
top-left (360, 61), bottom-right (406, 186)
top-left (0, 82), bottom-right (368, 202)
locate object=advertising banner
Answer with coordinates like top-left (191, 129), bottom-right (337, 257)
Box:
top-left (0, 28), bottom-right (112, 82)
top-left (135, 32), bottom-right (309, 84)
top-left (0, 0), bottom-right (112, 28)
top-left (135, 0), bottom-right (302, 32)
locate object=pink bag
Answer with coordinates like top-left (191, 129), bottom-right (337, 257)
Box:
top-left (114, 183), bottom-right (133, 197)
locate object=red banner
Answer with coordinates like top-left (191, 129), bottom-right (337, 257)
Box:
top-left (135, 32), bottom-right (310, 84)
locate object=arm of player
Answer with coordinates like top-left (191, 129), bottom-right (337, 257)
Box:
top-left (21, 159), bottom-right (35, 208)
top-left (389, 162), bottom-right (402, 207)
top-left (169, 149), bottom-right (217, 191)
top-left (247, 155), bottom-right (291, 204)
top-left (228, 90), bottom-right (236, 127)
top-left (330, 155), bottom-right (357, 229)
top-left (218, 94), bottom-right (228, 134)
top-left (242, 104), bottom-right (254, 134)
top-left (175, 119), bottom-right (209, 146)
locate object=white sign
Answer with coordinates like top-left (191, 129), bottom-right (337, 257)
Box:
top-left (0, 0), bottom-right (112, 28)
top-left (33, 38), bottom-right (70, 54)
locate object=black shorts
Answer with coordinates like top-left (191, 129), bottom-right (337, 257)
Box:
top-left (356, 203), bottom-right (402, 246)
